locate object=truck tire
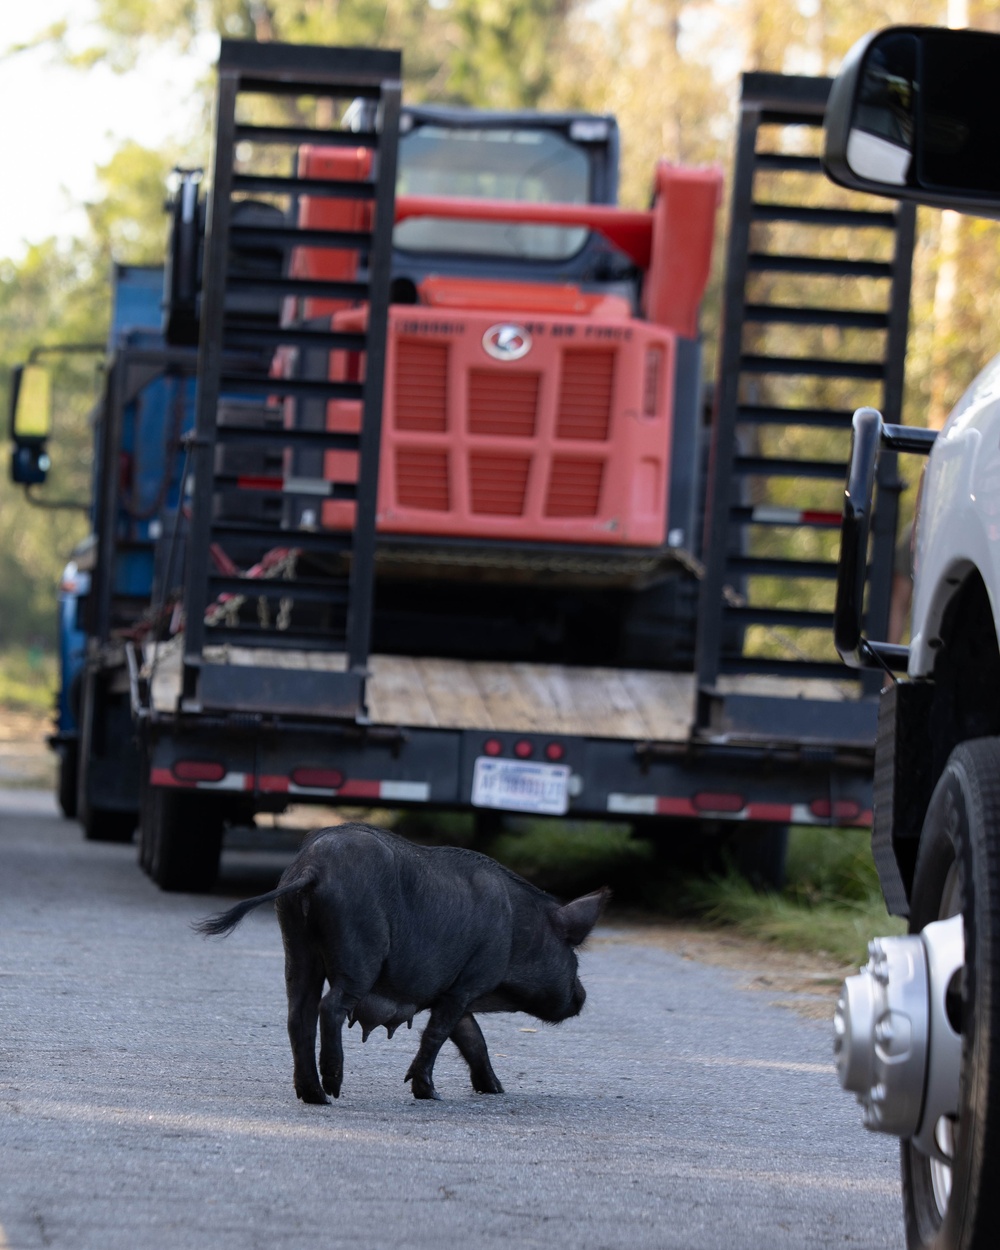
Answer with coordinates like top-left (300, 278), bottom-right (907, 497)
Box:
top-left (901, 737), bottom-right (1000, 1250)
top-left (147, 786), bottom-right (225, 893)
top-left (75, 676), bottom-right (138, 842)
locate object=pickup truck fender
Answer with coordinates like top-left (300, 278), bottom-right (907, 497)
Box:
top-left (910, 353), bottom-right (1000, 678)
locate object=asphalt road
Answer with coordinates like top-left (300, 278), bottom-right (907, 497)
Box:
top-left (0, 790), bottom-right (905, 1250)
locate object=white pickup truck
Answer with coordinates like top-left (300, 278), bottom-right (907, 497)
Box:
top-left (824, 25), bottom-right (1000, 1250)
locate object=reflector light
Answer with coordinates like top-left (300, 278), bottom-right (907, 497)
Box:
top-left (173, 760), bottom-right (226, 783)
top-left (514, 740), bottom-right (534, 759)
top-left (545, 742), bottom-right (565, 762)
top-left (237, 475), bottom-right (283, 492)
top-left (810, 798), bottom-right (862, 821)
top-left (483, 738), bottom-right (503, 757)
top-left (291, 768), bottom-right (345, 790)
top-left (693, 791), bottom-right (745, 813)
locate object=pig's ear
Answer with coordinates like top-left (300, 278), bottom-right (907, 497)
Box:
top-left (555, 887), bottom-right (611, 946)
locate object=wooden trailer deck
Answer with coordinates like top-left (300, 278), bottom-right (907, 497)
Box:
top-left (141, 640), bottom-right (856, 744)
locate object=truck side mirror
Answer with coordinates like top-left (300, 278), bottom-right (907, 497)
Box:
top-left (824, 25), bottom-right (1000, 215)
top-left (9, 362), bottom-right (53, 486)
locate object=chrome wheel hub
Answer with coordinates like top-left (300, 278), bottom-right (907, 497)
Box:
top-left (833, 915), bottom-right (964, 1161)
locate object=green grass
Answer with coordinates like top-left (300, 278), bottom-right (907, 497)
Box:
top-left (657, 823), bottom-right (907, 967)
top-left (681, 866), bottom-right (906, 968)
top-left (0, 646), bottom-right (57, 713)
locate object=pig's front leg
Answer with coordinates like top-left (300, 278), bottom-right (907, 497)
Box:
top-left (404, 995), bottom-right (471, 1100)
top-left (451, 1013), bottom-right (504, 1094)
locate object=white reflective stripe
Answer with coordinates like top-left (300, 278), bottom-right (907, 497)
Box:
top-left (379, 781), bottom-right (431, 802)
top-left (285, 780), bottom-right (430, 800)
top-left (752, 506), bottom-right (802, 524)
top-left (196, 773), bottom-right (249, 791)
top-left (283, 477), bottom-right (335, 497)
top-left (608, 793), bottom-right (658, 815)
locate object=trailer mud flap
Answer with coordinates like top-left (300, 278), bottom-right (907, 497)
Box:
top-left (196, 663), bottom-right (364, 719)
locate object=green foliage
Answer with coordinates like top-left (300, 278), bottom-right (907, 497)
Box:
top-left (86, 142), bottom-right (181, 265)
top-left (0, 646), bottom-right (58, 712)
top-left (784, 824), bottom-right (884, 904)
top-left (0, 240), bottom-right (97, 643)
top-left (488, 818), bottom-right (652, 896)
top-left (442, 0), bottom-right (574, 108)
top-left (0, 134), bottom-right (181, 644)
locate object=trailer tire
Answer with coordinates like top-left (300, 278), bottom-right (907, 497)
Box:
top-left (81, 808), bottom-right (136, 843)
top-left (137, 755), bottom-right (157, 876)
top-left (147, 786), bottom-right (225, 893)
top-left (901, 737), bottom-right (1000, 1250)
top-left (57, 743), bottom-right (78, 820)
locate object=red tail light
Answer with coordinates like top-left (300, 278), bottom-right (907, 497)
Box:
top-left (291, 768), bottom-right (345, 790)
top-left (173, 760), bottom-right (226, 783)
top-left (810, 798), bottom-right (862, 821)
top-left (693, 791), bottom-right (745, 814)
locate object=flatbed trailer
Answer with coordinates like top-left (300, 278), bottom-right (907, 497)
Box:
top-left (130, 630), bottom-right (874, 889)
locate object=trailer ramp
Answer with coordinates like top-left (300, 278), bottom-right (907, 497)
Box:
top-left (179, 41), bottom-right (401, 721)
top-left (695, 72), bottom-right (915, 743)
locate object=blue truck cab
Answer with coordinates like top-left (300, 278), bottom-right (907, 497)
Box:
top-left (53, 263), bottom-right (197, 831)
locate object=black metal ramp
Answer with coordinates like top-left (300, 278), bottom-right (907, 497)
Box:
top-left (179, 41), bottom-right (401, 719)
top-left (695, 72), bottom-right (914, 740)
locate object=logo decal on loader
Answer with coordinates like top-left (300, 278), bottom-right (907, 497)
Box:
top-left (482, 324), bottom-right (532, 361)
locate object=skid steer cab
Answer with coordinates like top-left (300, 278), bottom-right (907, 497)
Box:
top-left (826, 25), bottom-right (1000, 1250)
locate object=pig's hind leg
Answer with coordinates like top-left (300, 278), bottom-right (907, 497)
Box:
top-left (282, 939), bottom-right (328, 1105)
top-left (451, 1013), bottom-right (504, 1094)
top-left (318, 957), bottom-right (384, 1098)
top-left (318, 986), bottom-right (350, 1098)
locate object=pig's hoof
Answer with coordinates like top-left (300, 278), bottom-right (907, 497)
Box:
top-left (473, 1076), bottom-right (504, 1095)
top-left (409, 1075), bottom-right (441, 1101)
top-left (297, 1085), bottom-right (331, 1105)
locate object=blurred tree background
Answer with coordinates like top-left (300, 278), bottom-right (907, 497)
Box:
top-left (2, 0), bottom-right (1000, 664)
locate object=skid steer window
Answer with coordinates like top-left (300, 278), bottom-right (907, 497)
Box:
top-left (395, 125), bottom-right (591, 261)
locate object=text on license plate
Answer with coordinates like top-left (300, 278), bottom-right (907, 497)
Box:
top-left (471, 757), bottom-right (570, 816)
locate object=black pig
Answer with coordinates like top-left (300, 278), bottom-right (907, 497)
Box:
top-left (195, 822), bottom-right (608, 1103)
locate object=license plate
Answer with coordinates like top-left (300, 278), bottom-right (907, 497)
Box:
top-left (471, 757), bottom-right (570, 816)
